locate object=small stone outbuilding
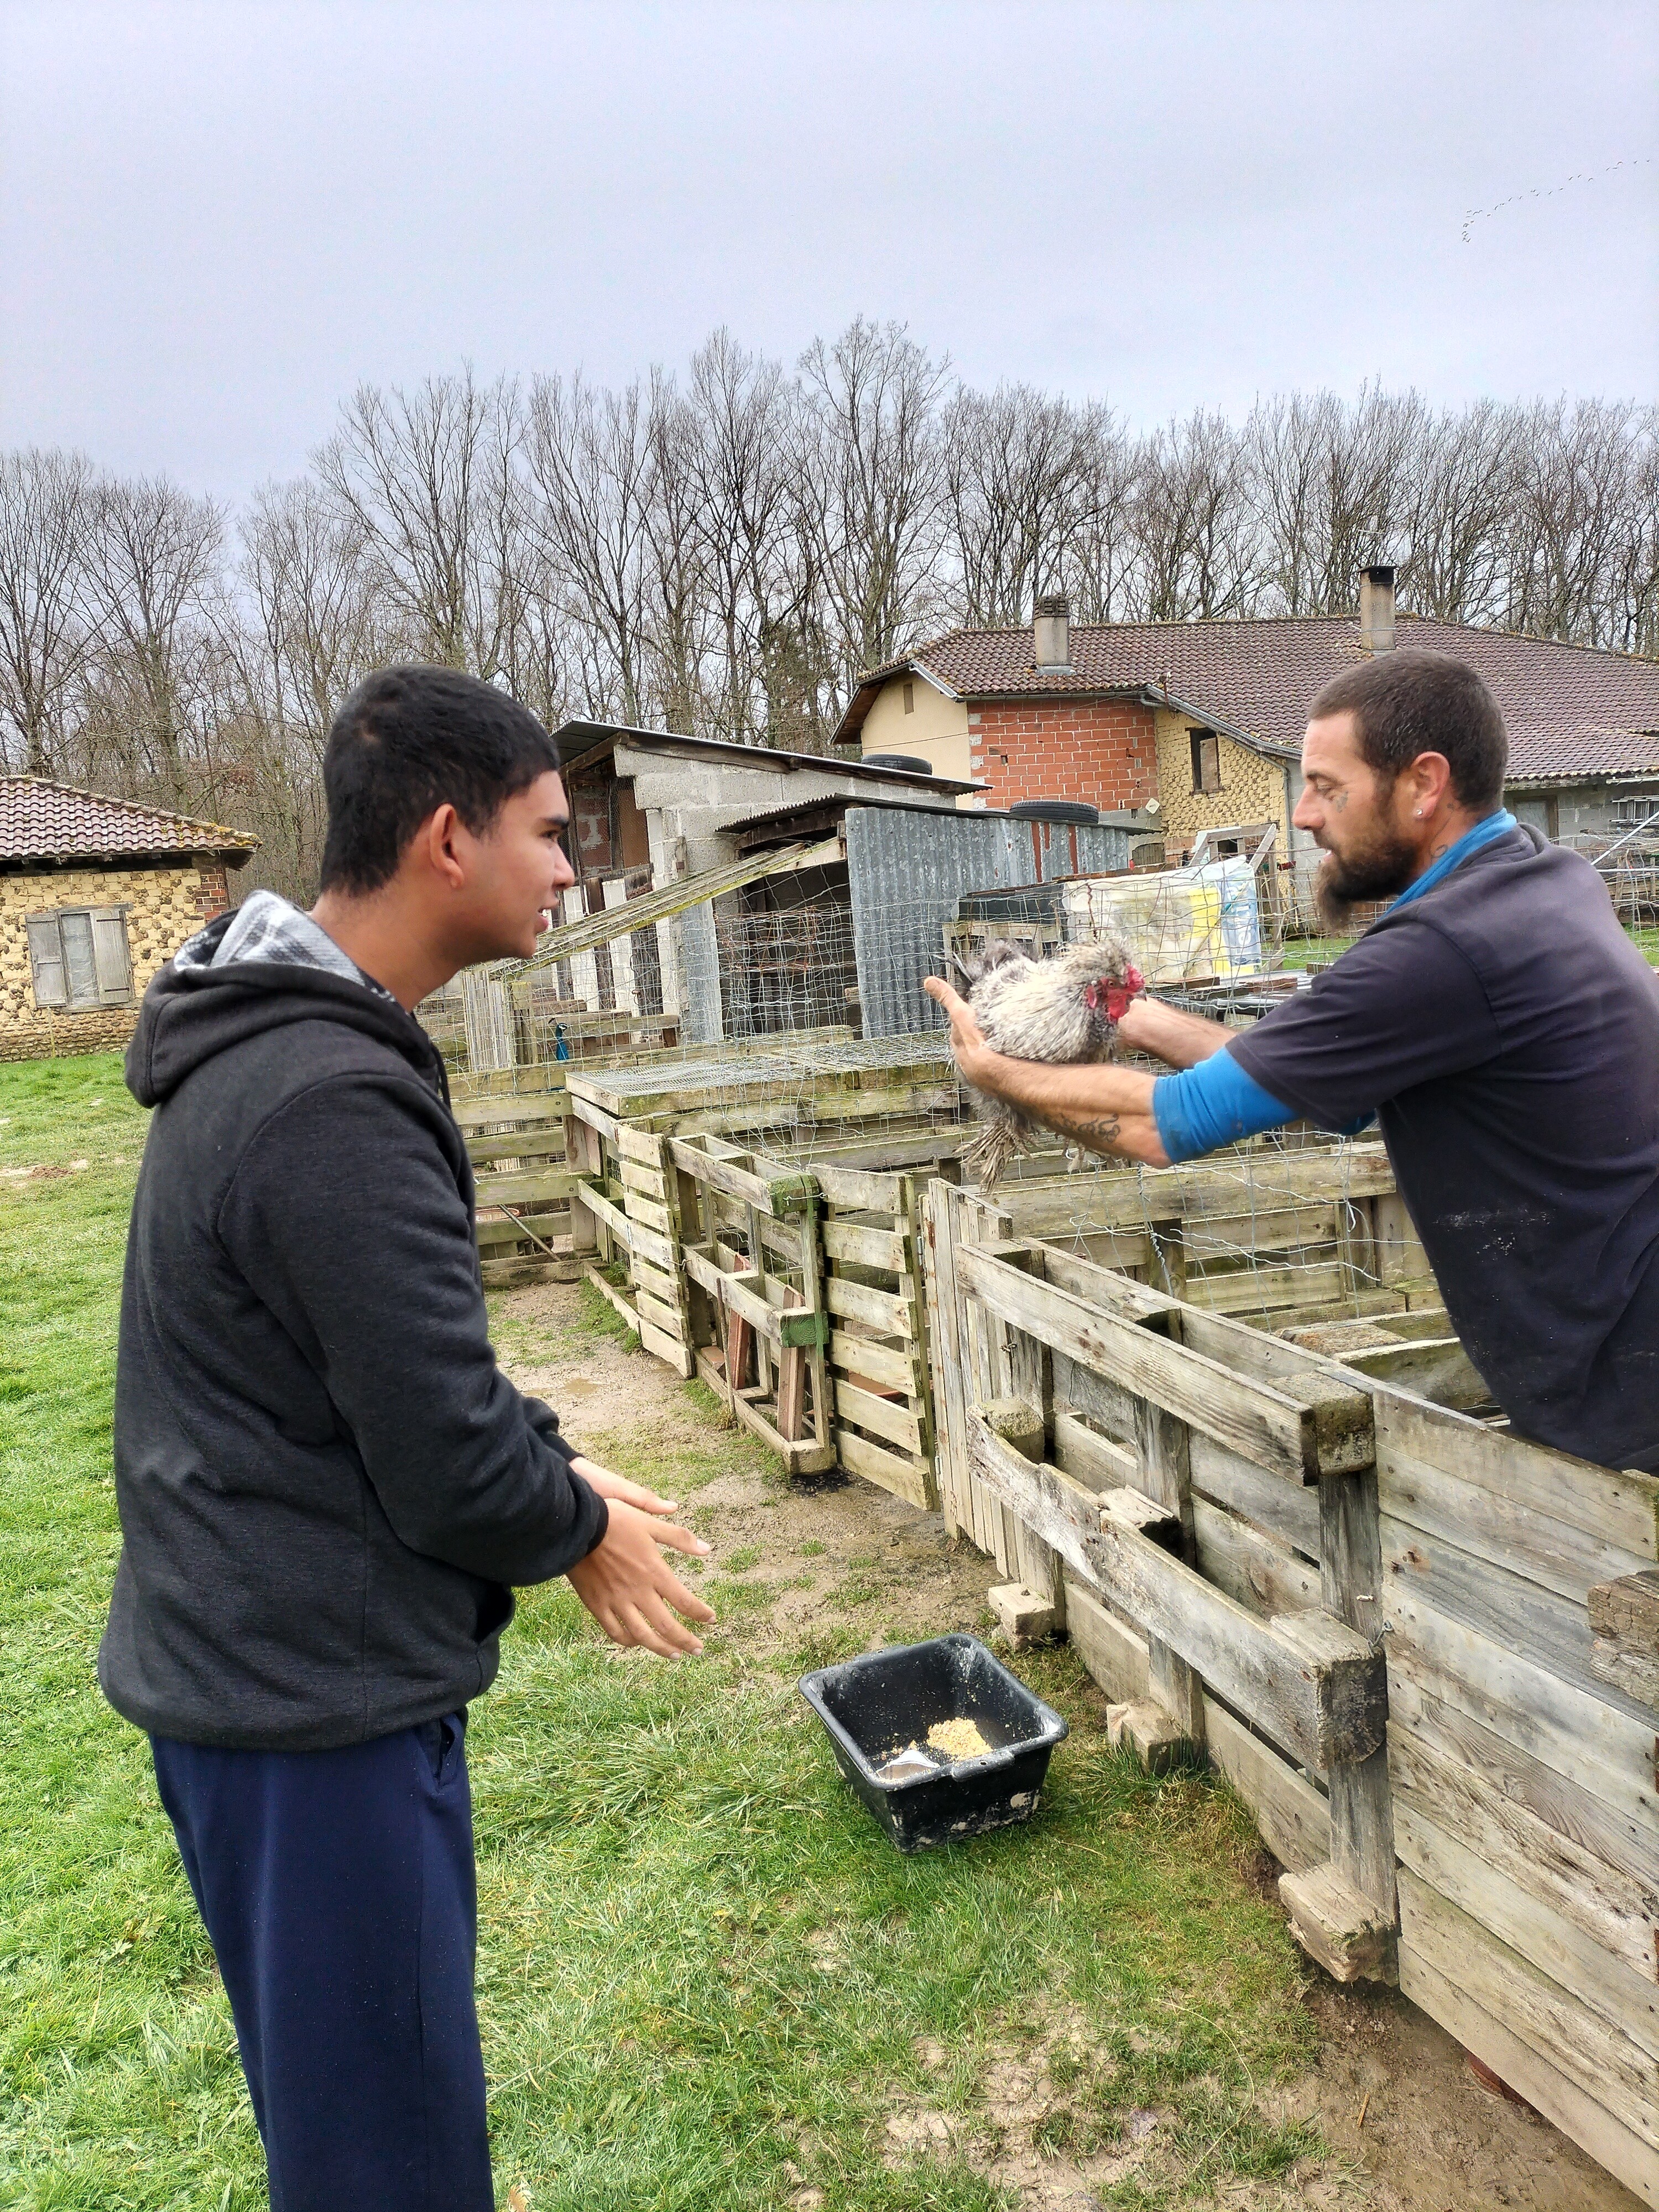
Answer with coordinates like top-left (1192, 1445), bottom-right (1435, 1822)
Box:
top-left (1, 778), bottom-right (257, 1062)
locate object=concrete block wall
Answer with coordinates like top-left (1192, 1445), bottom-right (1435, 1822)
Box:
top-left (0, 859), bottom-right (232, 1062)
top-left (967, 698), bottom-right (1159, 814)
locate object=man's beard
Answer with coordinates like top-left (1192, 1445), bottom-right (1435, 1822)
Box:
top-left (1313, 820), bottom-right (1419, 931)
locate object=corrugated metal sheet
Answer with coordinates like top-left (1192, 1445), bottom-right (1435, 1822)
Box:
top-left (846, 808), bottom-right (1130, 1037)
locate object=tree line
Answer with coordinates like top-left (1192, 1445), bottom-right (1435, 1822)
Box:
top-left (2, 319), bottom-right (1655, 897)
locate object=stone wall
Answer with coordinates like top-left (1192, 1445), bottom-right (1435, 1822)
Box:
top-left (1151, 707), bottom-right (1292, 855)
top-left (0, 860), bottom-right (232, 1062)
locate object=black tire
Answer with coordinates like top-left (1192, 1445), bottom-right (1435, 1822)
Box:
top-left (863, 753), bottom-right (934, 774)
top-left (1009, 798), bottom-right (1098, 825)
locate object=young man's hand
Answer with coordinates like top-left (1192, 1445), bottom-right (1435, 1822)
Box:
top-left (566, 1483), bottom-right (717, 1657)
top-left (568, 1454), bottom-right (681, 1518)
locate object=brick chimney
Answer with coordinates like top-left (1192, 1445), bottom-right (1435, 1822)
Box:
top-left (1359, 565), bottom-right (1396, 655)
top-left (1033, 592), bottom-right (1072, 672)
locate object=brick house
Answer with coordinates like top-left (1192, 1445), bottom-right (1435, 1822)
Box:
top-left (833, 572), bottom-right (1659, 875)
top-left (1, 779), bottom-right (257, 1062)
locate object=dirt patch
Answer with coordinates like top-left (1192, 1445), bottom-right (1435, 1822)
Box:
top-left (494, 1277), bottom-right (1643, 2212)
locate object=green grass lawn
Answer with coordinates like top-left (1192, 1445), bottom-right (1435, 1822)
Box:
top-left (0, 1052), bottom-right (1326, 2210)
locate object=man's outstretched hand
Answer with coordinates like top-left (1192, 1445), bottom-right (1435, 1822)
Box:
top-left (566, 1455), bottom-right (716, 1657)
top-left (923, 975), bottom-right (997, 1084)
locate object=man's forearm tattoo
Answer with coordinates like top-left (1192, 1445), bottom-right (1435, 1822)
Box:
top-left (1046, 1109), bottom-right (1123, 1156)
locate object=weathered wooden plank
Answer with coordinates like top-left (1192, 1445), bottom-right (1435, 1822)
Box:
top-left (1377, 1394), bottom-right (1659, 1562)
top-left (634, 1285), bottom-right (687, 1343)
top-left (1052, 1408), bottom-right (1139, 1494)
top-left (1385, 1611), bottom-right (1659, 1837)
top-left (1399, 1872), bottom-right (1659, 2154)
top-left (619, 1155), bottom-right (669, 1197)
top-left (822, 1218), bottom-right (909, 1274)
top-left (472, 1167), bottom-right (580, 1209)
top-left (1383, 1446), bottom-right (1654, 1609)
top-left (667, 1136), bottom-right (815, 1217)
top-left (1395, 1794), bottom-right (1659, 2073)
top-left (1206, 1699), bottom-right (1329, 1874)
top-left (1400, 1945), bottom-right (1659, 2209)
top-left (1185, 1432), bottom-right (1323, 1558)
top-left (1388, 1719), bottom-right (1659, 1981)
top-left (810, 1161), bottom-right (909, 1211)
top-left (579, 1179), bottom-right (636, 1252)
top-left (967, 1414), bottom-right (1384, 1770)
top-left (921, 1182), bottom-right (971, 1541)
top-left (838, 1426), bottom-right (934, 1509)
top-left (1594, 1572), bottom-right (1659, 1656)
top-left (691, 1348), bottom-right (836, 1473)
top-left (835, 1378), bottom-right (924, 1455)
top-left (1340, 1335), bottom-right (1491, 1410)
top-left (1381, 1512), bottom-right (1659, 1728)
top-left (961, 1246), bottom-right (1338, 1486)
top-left (1192, 1496), bottom-right (1322, 1616)
top-left (624, 1190), bottom-right (675, 1238)
top-left (1387, 1662), bottom-right (1659, 1893)
top-left (829, 1329), bottom-right (915, 1395)
top-left (1191, 1262), bottom-right (1349, 1317)
top-left (583, 1263), bottom-right (639, 1333)
top-left (826, 1274), bottom-right (916, 1339)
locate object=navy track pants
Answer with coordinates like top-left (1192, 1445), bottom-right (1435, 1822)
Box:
top-left (151, 1711), bottom-right (494, 2212)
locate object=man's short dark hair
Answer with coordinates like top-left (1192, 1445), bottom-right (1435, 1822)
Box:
top-left (1307, 650), bottom-right (1508, 813)
top-left (318, 666), bottom-right (561, 895)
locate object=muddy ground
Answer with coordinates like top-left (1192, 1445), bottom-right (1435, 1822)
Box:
top-left (501, 1276), bottom-right (1641, 2212)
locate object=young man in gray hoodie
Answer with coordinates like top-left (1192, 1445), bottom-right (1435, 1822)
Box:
top-left (100, 666), bottom-right (713, 2210)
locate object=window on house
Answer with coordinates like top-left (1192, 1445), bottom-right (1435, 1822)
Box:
top-left (1613, 795), bottom-right (1659, 827)
top-left (902, 680), bottom-right (915, 714)
top-left (1190, 729), bottom-right (1221, 795)
top-left (25, 906), bottom-right (133, 1010)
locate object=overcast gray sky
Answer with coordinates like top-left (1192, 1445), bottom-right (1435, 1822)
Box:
top-left (2, 0), bottom-right (1655, 502)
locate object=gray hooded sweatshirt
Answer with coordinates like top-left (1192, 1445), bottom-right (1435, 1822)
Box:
top-left (98, 894), bottom-right (606, 1751)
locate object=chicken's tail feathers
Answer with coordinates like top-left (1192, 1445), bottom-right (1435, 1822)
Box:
top-left (959, 1114), bottom-right (1027, 1193)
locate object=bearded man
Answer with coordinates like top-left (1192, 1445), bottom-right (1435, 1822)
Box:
top-left (925, 649), bottom-right (1659, 1472)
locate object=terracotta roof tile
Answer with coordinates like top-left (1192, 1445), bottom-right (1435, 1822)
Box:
top-left (854, 614), bottom-right (1659, 784)
top-left (0, 777), bottom-right (259, 865)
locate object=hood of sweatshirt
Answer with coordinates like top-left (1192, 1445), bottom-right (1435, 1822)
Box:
top-left (126, 892), bottom-right (449, 1109)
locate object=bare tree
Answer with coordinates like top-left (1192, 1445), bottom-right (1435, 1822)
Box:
top-left (0, 448), bottom-right (95, 776)
top-left (77, 472), bottom-right (225, 802)
top-left (1131, 411), bottom-right (1255, 621)
top-left (797, 319), bottom-right (950, 714)
top-left (943, 384), bottom-right (1102, 625)
top-left (316, 369), bottom-right (528, 677)
top-left (524, 373), bottom-right (657, 726)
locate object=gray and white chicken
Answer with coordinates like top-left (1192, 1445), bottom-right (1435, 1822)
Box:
top-left (946, 936), bottom-right (1146, 1189)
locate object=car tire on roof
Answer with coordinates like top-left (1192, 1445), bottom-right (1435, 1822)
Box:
top-left (1009, 799), bottom-right (1099, 825)
top-left (863, 753), bottom-right (933, 774)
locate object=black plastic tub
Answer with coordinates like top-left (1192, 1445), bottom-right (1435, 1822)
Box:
top-left (799, 1633), bottom-right (1068, 1853)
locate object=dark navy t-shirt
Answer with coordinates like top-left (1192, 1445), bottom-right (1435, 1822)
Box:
top-left (1230, 826), bottom-right (1659, 1469)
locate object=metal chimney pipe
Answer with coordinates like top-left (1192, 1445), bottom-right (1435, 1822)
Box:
top-left (1034, 592), bottom-right (1071, 671)
top-left (1359, 565), bottom-right (1397, 655)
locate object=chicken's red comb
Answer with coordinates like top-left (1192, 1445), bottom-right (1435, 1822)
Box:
top-left (1086, 964), bottom-right (1146, 1023)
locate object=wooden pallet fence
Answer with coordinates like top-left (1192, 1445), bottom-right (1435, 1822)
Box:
top-left (923, 1175), bottom-right (1659, 2204)
top-left (456, 1079), bottom-right (583, 1287)
top-left (565, 1082), bottom-right (695, 1378)
top-left (989, 1139), bottom-right (1440, 1332)
top-left (670, 1133), bottom-right (836, 1476)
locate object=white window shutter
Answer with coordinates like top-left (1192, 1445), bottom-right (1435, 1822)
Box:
top-left (25, 916), bottom-right (67, 1007)
top-left (91, 909), bottom-right (132, 1003)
